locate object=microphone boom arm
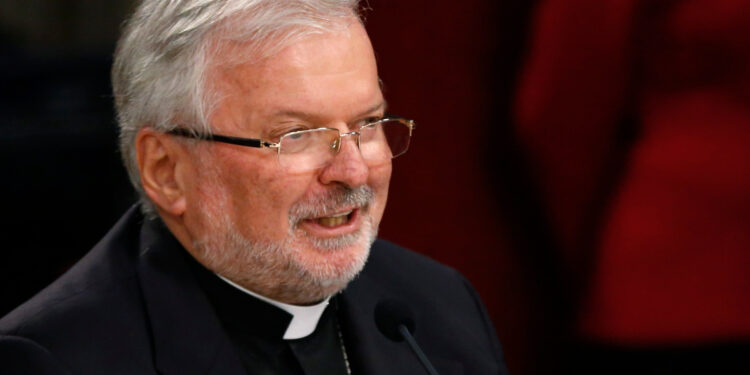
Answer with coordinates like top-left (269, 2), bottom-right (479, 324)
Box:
top-left (398, 324), bottom-right (440, 375)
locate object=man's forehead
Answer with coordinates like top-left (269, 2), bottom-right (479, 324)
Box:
top-left (210, 20), bottom-right (375, 80)
top-left (206, 20), bottom-right (382, 130)
top-left (208, 17), bottom-right (367, 73)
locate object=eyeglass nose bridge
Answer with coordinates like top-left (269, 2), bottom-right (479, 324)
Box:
top-left (331, 130), bottom-right (362, 154)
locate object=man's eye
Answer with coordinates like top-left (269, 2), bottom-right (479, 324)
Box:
top-left (285, 131), bottom-right (306, 140)
top-left (270, 127), bottom-right (306, 140)
top-left (357, 117), bottom-right (383, 129)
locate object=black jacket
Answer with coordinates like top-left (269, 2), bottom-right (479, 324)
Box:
top-left (0, 206), bottom-right (509, 374)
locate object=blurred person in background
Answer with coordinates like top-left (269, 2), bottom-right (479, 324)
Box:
top-left (515, 0), bottom-right (750, 373)
top-left (0, 1), bottom-right (510, 374)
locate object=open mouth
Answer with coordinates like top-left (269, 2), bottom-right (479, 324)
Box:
top-left (314, 209), bottom-right (354, 228)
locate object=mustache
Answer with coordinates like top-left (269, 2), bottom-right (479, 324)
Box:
top-left (289, 185), bottom-right (374, 220)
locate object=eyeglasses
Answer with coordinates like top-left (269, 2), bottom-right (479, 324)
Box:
top-left (167, 116), bottom-right (416, 173)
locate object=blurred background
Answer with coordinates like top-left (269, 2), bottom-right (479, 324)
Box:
top-left (2, 0), bottom-right (749, 374)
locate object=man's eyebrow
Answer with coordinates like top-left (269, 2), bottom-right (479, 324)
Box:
top-left (270, 101), bottom-right (388, 122)
top-left (354, 101), bottom-right (387, 119)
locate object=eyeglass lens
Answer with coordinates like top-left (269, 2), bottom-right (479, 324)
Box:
top-left (277, 120), bottom-right (411, 173)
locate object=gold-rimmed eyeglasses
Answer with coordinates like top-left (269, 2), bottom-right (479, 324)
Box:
top-left (167, 115), bottom-right (416, 173)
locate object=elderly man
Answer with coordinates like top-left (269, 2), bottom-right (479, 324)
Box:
top-left (0, 1), bottom-right (508, 374)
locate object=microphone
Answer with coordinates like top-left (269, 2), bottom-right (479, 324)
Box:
top-left (374, 299), bottom-right (440, 375)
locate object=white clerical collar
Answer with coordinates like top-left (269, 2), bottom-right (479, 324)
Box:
top-left (216, 274), bottom-right (330, 340)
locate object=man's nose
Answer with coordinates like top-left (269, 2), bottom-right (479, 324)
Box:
top-left (318, 134), bottom-right (368, 187)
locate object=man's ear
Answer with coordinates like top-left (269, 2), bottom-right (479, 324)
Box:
top-left (136, 128), bottom-right (188, 216)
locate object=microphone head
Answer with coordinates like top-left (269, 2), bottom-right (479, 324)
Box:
top-left (374, 299), bottom-right (416, 342)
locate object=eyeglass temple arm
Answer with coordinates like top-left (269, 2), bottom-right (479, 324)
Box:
top-left (381, 115), bottom-right (416, 129)
top-left (167, 128), bottom-right (278, 149)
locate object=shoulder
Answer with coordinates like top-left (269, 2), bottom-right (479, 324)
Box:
top-left (363, 239), bottom-right (494, 332)
top-left (1, 207), bottom-right (143, 331)
top-left (0, 335), bottom-right (70, 374)
top-left (368, 238), bottom-right (458, 274)
top-left (364, 238), bottom-right (471, 296)
top-left (0, 207), bottom-right (153, 372)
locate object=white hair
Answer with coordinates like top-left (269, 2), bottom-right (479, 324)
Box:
top-left (112, 0), bottom-right (362, 216)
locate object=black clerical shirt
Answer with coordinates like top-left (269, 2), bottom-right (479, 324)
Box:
top-left (187, 255), bottom-right (350, 375)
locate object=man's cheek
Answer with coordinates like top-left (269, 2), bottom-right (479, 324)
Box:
top-left (368, 162), bottom-right (392, 184)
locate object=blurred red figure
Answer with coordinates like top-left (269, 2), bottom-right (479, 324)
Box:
top-left (515, 0), bottom-right (750, 372)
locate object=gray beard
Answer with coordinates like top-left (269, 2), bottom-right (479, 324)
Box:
top-left (192, 185), bottom-right (377, 304)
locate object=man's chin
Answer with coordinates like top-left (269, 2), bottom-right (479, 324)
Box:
top-left (287, 227), bottom-right (375, 297)
top-left (292, 239), bottom-right (371, 283)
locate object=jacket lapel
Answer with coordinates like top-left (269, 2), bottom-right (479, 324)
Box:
top-left (136, 219), bottom-right (246, 375)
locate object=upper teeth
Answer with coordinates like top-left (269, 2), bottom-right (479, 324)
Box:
top-left (330, 210), bottom-right (352, 218)
top-left (315, 210), bottom-right (353, 227)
